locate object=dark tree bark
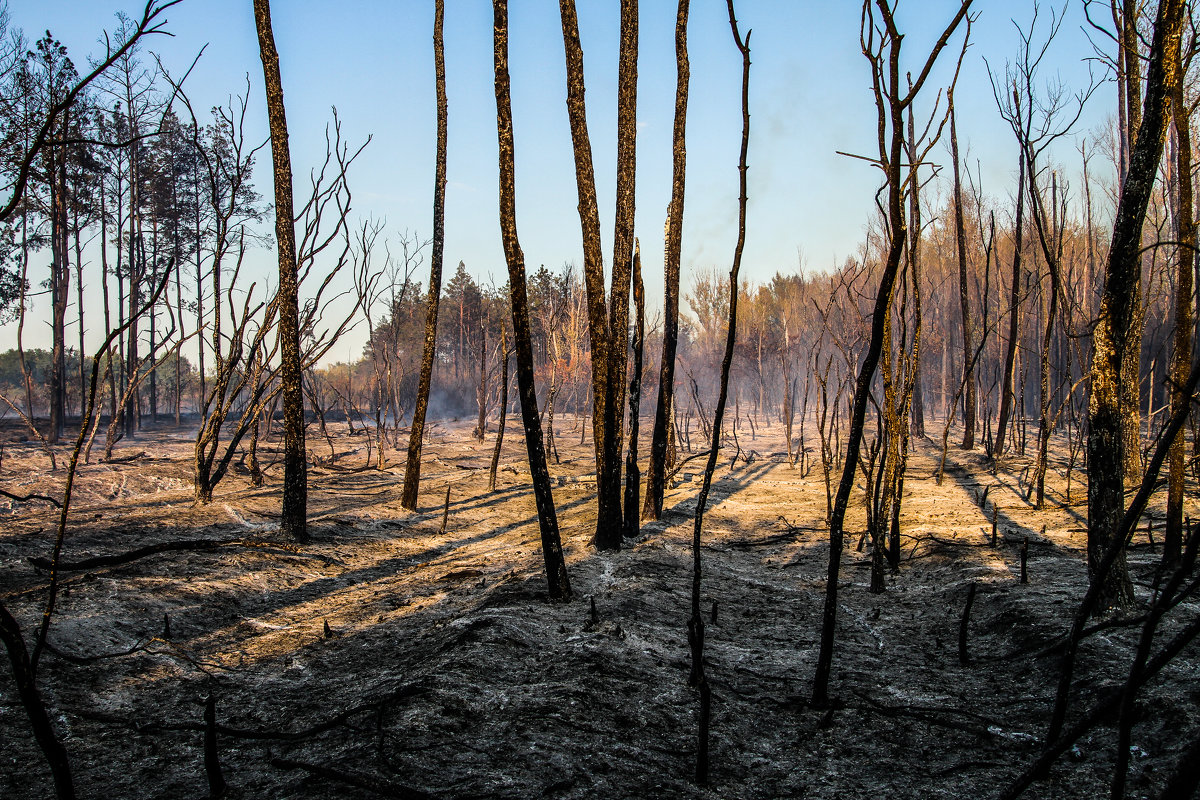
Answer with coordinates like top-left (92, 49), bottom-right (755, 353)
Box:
top-left (949, 90), bottom-right (975, 449)
top-left (1087, 0), bottom-right (1184, 613)
top-left (0, 603), bottom-right (74, 799)
top-left (1165, 59), bottom-right (1194, 568)
top-left (493, 0), bottom-right (571, 600)
top-left (644, 0), bottom-right (690, 523)
top-left (558, 0), bottom-right (637, 550)
top-left (812, 0), bottom-right (972, 708)
top-left (689, 6), bottom-right (749, 785)
top-left (489, 327), bottom-right (510, 492)
top-left (254, 0), bottom-right (308, 543)
top-left (401, 0), bottom-right (448, 512)
top-left (994, 147), bottom-right (1026, 458)
top-left (622, 242), bottom-right (645, 539)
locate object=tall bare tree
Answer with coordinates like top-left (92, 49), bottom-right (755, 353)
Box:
top-left (253, 0), bottom-right (307, 543)
top-left (558, 0), bottom-right (638, 550)
top-left (1087, 0), bottom-right (1184, 612)
top-left (811, 0), bottom-right (972, 708)
top-left (644, 0), bottom-right (690, 523)
top-left (494, 0), bottom-right (571, 600)
top-left (401, 0), bottom-right (448, 511)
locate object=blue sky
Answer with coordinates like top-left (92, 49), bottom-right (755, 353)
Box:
top-left (7, 0), bottom-right (1113, 355)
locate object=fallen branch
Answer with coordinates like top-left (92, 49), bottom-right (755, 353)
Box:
top-left (29, 538), bottom-right (248, 572)
top-left (0, 488), bottom-right (62, 508)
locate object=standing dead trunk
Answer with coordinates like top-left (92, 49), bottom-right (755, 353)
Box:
top-left (950, 90), bottom-right (975, 450)
top-left (644, 0), bottom-right (690, 523)
top-left (994, 149), bottom-right (1026, 458)
top-left (1087, 0), bottom-right (1183, 614)
top-left (400, 0), bottom-right (448, 511)
top-left (690, 7), bottom-right (749, 784)
top-left (1165, 64), bottom-right (1193, 568)
top-left (493, 0), bottom-right (571, 599)
top-left (489, 327), bottom-right (510, 492)
top-left (622, 243), bottom-right (645, 539)
top-left (254, 0), bottom-right (308, 543)
top-left (812, 0), bottom-right (972, 708)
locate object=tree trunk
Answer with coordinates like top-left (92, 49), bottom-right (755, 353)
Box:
top-left (401, 0), bottom-right (448, 511)
top-left (950, 91), bottom-right (975, 449)
top-left (494, 0), bottom-right (571, 599)
top-left (622, 243), bottom-right (645, 539)
top-left (1087, 0), bottom-right (1183, 613)
top-left (489, 330), bottom-right (510, 492)
top-left (254, 0), bottom-right (308, 543)
top-left (994, 152), bottom-right (1026, 458)
top-left (644, 0), bottom-right (690, 523)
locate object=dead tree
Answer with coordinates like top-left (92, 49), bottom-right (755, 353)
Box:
top-left (812, 0), bottom-right (972, 708)
top-left (401, 0), bottom-right (448, 510)
top-left (489, 325), bottom-right (511, 492)
top-left (1086, 0), bottom-right (1184, 613)
top-left (622, 242), bottom-right (645, 538)
top-left (689, 4), bottom-right (749, 785)
top-left (1164, 34), bottom-right (1195, 567)
top-left (558, 0), bottom-right (638, 550)
top-left (643, 0), bottom-right (690, 523)
top-left (949, 87), bottom-right (976, 449)
top-left (254, 0), bottom-right (308, 543)
top-left (493, 0), bottom-right (571, 600)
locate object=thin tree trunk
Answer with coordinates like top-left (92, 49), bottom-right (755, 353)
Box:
top-left (493, 0), bottom-right (571, 599)
top-left (994, 153), bottom-right (1026, 458)
top-left (401, 0), bottom-right (448, 511)
top-left (489, 330), bottom-right (510, 492)
top-left (622, 243), bottom-right (645, 539)
top-left (1165, 68), bottom-right (1194, 568)
top-left (254, 0), bottom-right (308, 543)
top-left (644, 0), bottom-right (690, 523)
top-left (950, 90), bottom-right (975, 449)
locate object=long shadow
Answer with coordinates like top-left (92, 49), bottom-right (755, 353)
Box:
top-left (936, 450), bottom-right (1064, 553)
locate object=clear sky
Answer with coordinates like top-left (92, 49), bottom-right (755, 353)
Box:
top-left (7, 0), bottom-right (1112, 356)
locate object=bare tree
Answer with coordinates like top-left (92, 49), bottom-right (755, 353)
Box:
top-left (812, 0), bottom-right (972, 708)
top-left (254, 0), bottom-right (307, 543)
top-left (401, 0), bottom-right (447, 511)
top-left (1086, 0), bottom-right (1184, 613)
top-left (558, 0), bottom-right (638, 550)
top-left (644, 0), bottom-right (690, 523)
top-left (493, 0), bottom-right (571, 600)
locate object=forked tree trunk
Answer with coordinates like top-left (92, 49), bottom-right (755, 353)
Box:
top-left (493, 0), bottom-right (571, 600)
top-left (400, 0), bottom-right (447, 511)
top-left (489, 329), bottom-right (510, 492)
top-left (643, 0), bottom-right (690, 523)
top-left (812, 0), bottom-right (972, 708)
top-left (254, 0), bottom-right (308, 543)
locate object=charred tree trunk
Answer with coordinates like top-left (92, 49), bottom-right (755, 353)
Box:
top-left (812, 0), bottom-right (972, 708)
top-left (1087, 0), bottom-right (1183, 613)
top-left (494, 0), bottom-right (571, 599)
top-left (994, 151), bottom-right (1026, 458)
top-left (255, 0), bottom-right (308, 543)
top-left (644, 0), bottom-right (690, 523)
top-left (489, 328), bottom-right (510, 492)
top-left (1165, 66), bottom-right (1194, 568)
top-left (400, 0), bottom-right (448, 512)
top-left (623, 243), bottom-right (645, 539)
top-left (950, 90), bottom-right (975, 450)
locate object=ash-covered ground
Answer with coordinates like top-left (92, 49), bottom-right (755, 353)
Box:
top-left (1, 414), bottom-right (1196, 798)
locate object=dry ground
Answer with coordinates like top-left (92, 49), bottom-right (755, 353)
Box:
top-left (0, 413), bottom-right (1197, 799)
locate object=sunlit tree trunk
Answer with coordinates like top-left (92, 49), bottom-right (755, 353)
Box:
top-left (1088, 0), bottom-right (1183, 612)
